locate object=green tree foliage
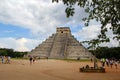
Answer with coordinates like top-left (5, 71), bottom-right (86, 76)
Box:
top-left (0, 48), bottom-right (27, 58)
top-left (89, 47), bottom-right (120, 59)
top-left (82, 39), bottom-right (100, 50)
top-left (52, 0), bottom-right (120, 42)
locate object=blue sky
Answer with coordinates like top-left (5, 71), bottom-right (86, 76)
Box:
top-left (0, 23), bottom-right (32, 38)
top-left (0, 0), bottom-right (119, 51)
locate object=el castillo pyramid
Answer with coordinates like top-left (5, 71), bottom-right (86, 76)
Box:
top-left (28, 27), bottom-right (93, 59)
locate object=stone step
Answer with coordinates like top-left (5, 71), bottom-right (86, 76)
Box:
top-left (27, 27), bottom-right (93, 59)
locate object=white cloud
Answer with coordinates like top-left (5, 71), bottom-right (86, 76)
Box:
top-left (0, 37), bottom-right (40, 52)
top-left (0, 0), bottom-right (119, 51)
top-left (73, 25), bottom-right (101, 41)
top-left (73, 24), bottom-right (119, 47)
top-left (100, 39), bottom-right (119, 47)
top-left (0, 0), bottom-right (88, 37)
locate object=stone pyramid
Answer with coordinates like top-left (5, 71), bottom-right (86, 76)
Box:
top-left (28, 27), bottom-right (93, 59)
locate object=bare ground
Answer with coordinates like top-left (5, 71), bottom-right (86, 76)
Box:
top-left (0, 59), bottom-right (120, 80)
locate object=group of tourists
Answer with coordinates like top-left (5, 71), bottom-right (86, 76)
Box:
top-left (0, 56), bottom-right (11, 64)
top-left (100, 58), bottom-right (119, 69)
top-left (29, 56), bottom-right (36, 65)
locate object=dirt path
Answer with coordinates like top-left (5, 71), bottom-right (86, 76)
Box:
top-left (0, 59), bottom-right (120, 80)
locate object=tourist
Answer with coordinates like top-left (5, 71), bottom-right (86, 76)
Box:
top-left (102, 58), bottom-right (105, 67)
top-left (29, 56), bottom-right (33, 65)
top-left (5, 56), bottom-right (9, 64)
top-left (1, 56), bottom-right (4, 64)
top-left (8, 56), bottom-right (11, 64)
top-left (114, 59), bottom-right (118, 69)
top-left (33, 56), bottom-right (36, 63)
top-left (77, 57), bottom-right (80, 60)
top-left (110, 59), bottom-right (113, 68)
top-left (106, 58), bottom-right (109, 67)
top-left (46, 56), bottom-right (48, 60)
top-left (90, 58), bottom-right (93, 62)
top-left (100, 58), bottom-right (103, 64)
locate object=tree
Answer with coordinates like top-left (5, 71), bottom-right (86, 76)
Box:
top-left (90, 47), bottom-right (120, 59)
top-left (0, 48), bottom-right (28, 58)
top-left (52, 0), bottom-right (120, 43)
top-left (82, 39), bottom-right (100, 68)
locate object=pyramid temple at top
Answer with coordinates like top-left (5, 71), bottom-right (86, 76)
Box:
top-left (28, 27), bottom-right (93, 59)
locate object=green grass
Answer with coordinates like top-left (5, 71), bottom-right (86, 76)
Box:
top-left (61, 58), bottom-right (91, 62)
top-left (11, 57), bottom-right (93, 62)
top-left (12, 58), bottom-right (28, 60)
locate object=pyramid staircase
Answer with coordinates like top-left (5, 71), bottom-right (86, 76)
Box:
top-left (28, 27), bottom-right (93, 59)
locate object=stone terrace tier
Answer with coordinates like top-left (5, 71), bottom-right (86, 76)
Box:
top-left (27, 27), bottom-right (93, 59)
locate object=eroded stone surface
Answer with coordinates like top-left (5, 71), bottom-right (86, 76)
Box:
top-left (28, 27), bottom-right (93, 59)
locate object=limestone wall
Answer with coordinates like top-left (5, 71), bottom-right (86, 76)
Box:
top-left (27, 27), bottom-right (93, 59)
